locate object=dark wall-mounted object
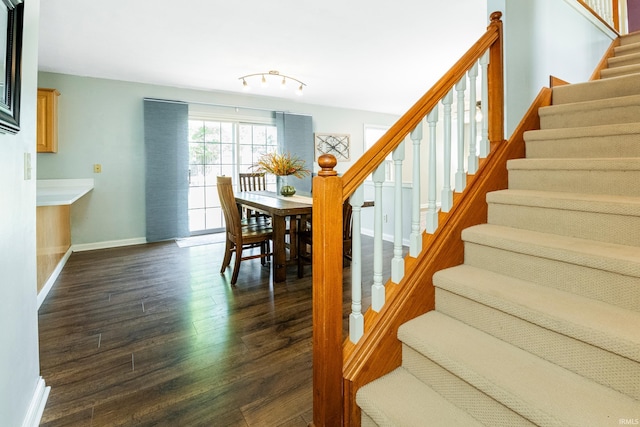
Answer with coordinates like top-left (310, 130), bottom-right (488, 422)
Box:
top-left (0, 0), bottom-right (23, 134)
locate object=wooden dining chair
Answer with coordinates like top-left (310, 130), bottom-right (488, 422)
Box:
top-left (217, 176), bottom-right (272, 285)
top-left (238, 172), bottom-right (268, 220)
top-left (297, 201), bottom-right (352, 277)
top-left (238, 172), bottom-right (267, 192)
top-left (297, 200), bottom-right (374, 277)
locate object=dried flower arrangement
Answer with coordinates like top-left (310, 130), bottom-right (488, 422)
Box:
top-left (252, 151), bottom-right (310, 178)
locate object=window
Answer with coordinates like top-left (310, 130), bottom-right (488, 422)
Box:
top-left (188, 119), bottom-right (277, 233)
top-left (364, 124), bottom-right (392, 181)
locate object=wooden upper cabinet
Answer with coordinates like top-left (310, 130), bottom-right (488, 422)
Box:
top-left (37, 88), bottom-right (60, 153)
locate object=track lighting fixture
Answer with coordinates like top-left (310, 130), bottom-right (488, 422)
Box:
top-left (239, 70), bottom-right (306, 96)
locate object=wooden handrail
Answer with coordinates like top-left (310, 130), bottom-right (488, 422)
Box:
top-left (577, 0), bottom-right (621, 33)
top-left (341, 11), bottom-right (503, 202)
top-left (312, 12), bottom-right (505, 427)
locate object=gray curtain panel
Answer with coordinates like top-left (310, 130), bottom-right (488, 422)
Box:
top-left (275, 112), bottom-right (313, 196)
top-left (143, 98), bottom-right (190, 242)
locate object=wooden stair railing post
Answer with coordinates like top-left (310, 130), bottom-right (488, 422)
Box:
top-left (488, 11), bottom-right (504, 145)
top-left (312, 154), bottom-right (344, 427)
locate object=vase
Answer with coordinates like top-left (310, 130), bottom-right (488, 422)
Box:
top-left (276, 175), bottom-right (296, 196)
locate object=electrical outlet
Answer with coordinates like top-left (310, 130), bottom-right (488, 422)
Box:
top-left (93, 164), bottom-right (102, 173)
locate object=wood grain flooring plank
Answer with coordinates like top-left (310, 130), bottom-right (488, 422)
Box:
top-left (39, 236), bottom-right (391, 425)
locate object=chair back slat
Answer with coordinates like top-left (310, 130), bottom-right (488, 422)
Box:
top-left (239, 172), bottom-right (267, 192)
top-left (217, 176), bottom-right (242, 242)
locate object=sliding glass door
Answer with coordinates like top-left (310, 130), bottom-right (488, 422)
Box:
top-left (188, 119), bottom-right (277, 234)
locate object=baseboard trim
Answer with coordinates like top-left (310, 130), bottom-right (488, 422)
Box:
top-left (37, 247), bottom-right (72, 310)
top-left (22, 377), bottom-right (50, 427)
top-left (72, 237), bottom-right (147, 252)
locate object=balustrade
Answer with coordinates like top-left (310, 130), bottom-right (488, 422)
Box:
top-left (313, 11), bottom-right (504, 426)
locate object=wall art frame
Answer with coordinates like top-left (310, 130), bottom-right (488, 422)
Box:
top-left (0, 0), bottom-right (24, 134)
top-left (314, 133), bottom-right (350, 161)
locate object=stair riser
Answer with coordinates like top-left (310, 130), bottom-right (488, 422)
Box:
top-left (552, 74), bottom-right (640, 104)
top-left (525, 134), bottom-right (640, 158)
top-left (608, 53), bottom-right (640, 68)
top-left (487, 203), bottom-right (640, 247)
top-left (601, 65), bottom-right (640, 79)
top-left (435, 288), bottom-right (640, 400)
top-left (540, 104), bottom-right (640, 129)
top-left (621, 34), bottom-right (640, 46)
top-left (402, 345), bottom-right (535, 426)
top-left (614, 44), bottom-right (640, 58)
top-left (462, 242), bottom-right (640, 312)
top-left (508, 168), bottom-right (640, 197)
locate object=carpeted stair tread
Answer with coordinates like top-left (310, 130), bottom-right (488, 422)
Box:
top-left (356, 366), bottom-right (484, 427)
top-left (524, 122), bottom-right (640, 158)
top-left (525, 122), bottom-right (640, 141)
top-left (433, 264), bottom-right (640, 363)
top-left (486, 189), bottom-right (640, 245)
top-left (600, 62), bottom-right (640, 78)
top-left (551, 72), bottom-right (640, 104)
top-left (539, 94), bottom-right (640, 128)
top-left (614, 41), bottom-right (640, 57)
top-left (461, 223), bottom-right (640, 278)
top-left (487, 189), bottom-right (640, 215)
top-left (608, 51), bottom-right (640, 68)
top-left (486, 189), bottom-right (640, 246)
top-left (508, 157), bottom-right (640, 171)
top-left (507, 157), bottom-right (640, 196)
top-left (399, 312), bottom-right (640, 427)
top-left (621, 31), bottom-right (640, 46)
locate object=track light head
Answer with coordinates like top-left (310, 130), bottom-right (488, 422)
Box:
top-left (238, 70), bottom-right (306, 96)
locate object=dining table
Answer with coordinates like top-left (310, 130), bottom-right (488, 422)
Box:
top-left (234, 191), bottom-right (312, 283)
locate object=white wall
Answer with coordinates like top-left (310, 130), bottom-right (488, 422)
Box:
top-left (36, 72), bottom-right (399, 247)
top-left (488, 0), bottom-right (617, 137)
top-left (0, 1), bottom-right (49, 426)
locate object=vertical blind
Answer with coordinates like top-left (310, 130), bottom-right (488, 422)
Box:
top-left (276, 112), bottom-right (314, 196)
top-left (143, 99), bottom-right (190, 242)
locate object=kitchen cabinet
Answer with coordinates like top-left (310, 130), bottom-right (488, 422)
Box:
top-left (36, 88), bottom-right (60, 153)
top-left (36, 179), bottom-right (94, 308)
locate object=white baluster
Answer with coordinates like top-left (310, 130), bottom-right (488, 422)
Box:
top-left (479, 51), bottom-right (490, 157)
top-left (391, 141), bottom-right (405, 283)
top-left (349, 185), bottom-right (364, 343)
top-left (426, 107), bottom-right (438, 234)
top-left (455, 76), bottom-right (467, 193)
top-left (441, 90), bottom-right (453, 212)
top-left (409, 123), bottom-right (423, 257)
top-left (371, 163), bottom-right (386, 312)
top-left (468, 62), bottom-right (479, 174)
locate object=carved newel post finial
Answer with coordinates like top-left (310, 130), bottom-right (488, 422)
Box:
top-left (317, 154), bottom-right (338, 177)
top-left (490, 11), bottom-right (502, 22)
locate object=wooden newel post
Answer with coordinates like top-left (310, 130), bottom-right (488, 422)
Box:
top-left (312, 154), bottom-right (344, 427)
top-left (488, 11), bottom-right (504, 145)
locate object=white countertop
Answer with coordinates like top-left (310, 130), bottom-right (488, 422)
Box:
top-left (36, 179), bottom-right (94, 206)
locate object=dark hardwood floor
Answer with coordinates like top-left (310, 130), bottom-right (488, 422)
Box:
top-left (38, 234), bottom-right (392, 426)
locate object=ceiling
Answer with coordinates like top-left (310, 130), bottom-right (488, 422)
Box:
top-left (37, 1), bottom-right (488, 115)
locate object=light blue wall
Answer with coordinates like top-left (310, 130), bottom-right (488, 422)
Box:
top-left (0, 1), bottom-right (46, 426)
top-left (36, 72), bottom-right (399, 247)
top-left (488, 0), bottom-right (617, 137)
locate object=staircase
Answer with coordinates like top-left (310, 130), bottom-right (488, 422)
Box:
top-left (356, 32), bottom-right (640, 426)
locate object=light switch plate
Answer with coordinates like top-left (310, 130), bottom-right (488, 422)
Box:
top-left (24, 152), bottom-right (31, 180)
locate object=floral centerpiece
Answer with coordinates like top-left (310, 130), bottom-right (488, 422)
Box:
top-left (253, 151), bottom-right (310, 196)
